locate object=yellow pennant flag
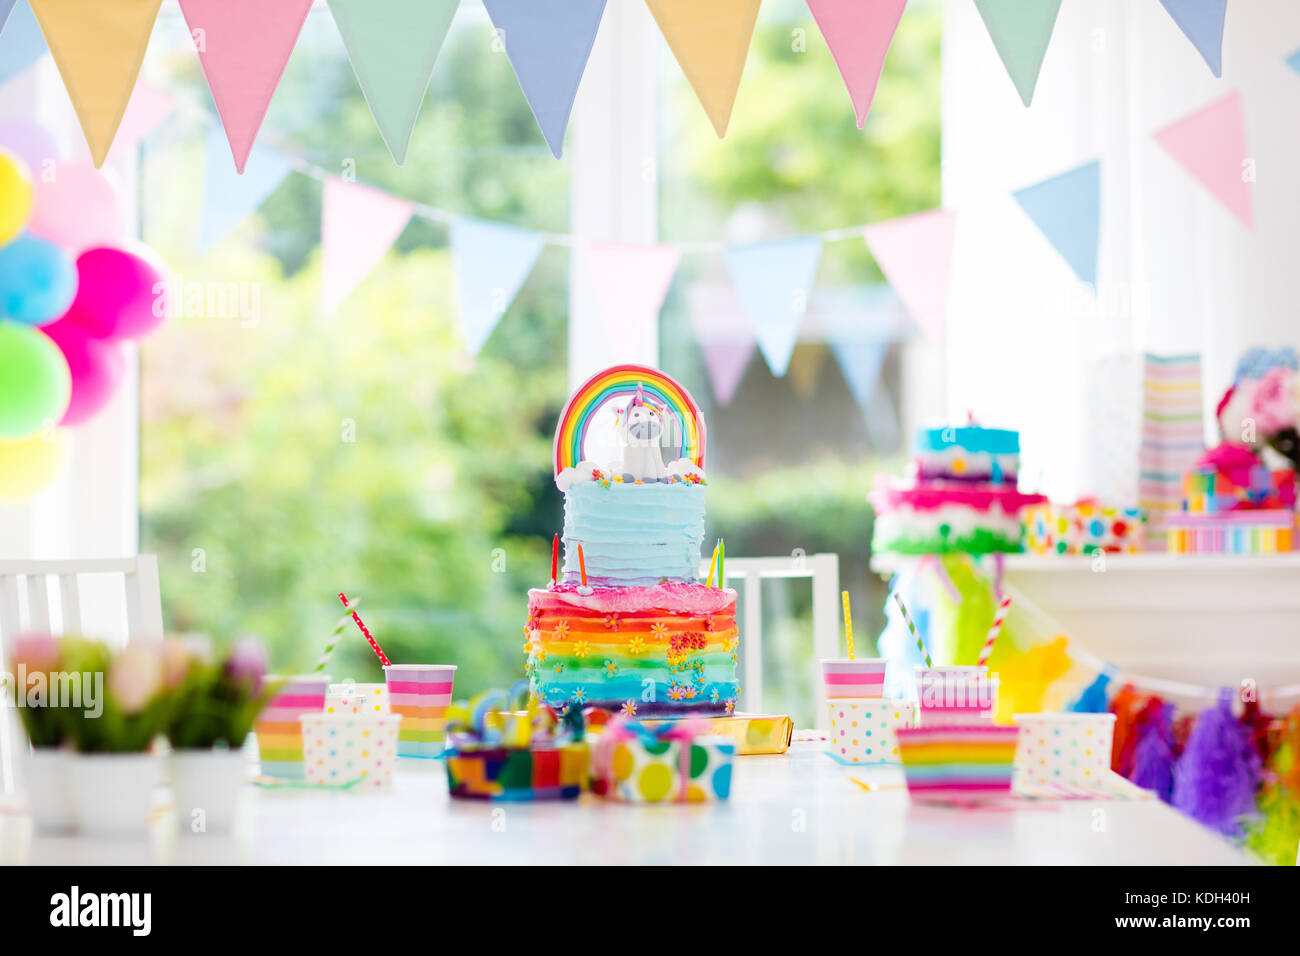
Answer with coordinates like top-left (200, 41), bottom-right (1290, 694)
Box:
top-left (645, 0), bottom-right (760, 138)
top-left (29, 0), bottom-right (163, 168)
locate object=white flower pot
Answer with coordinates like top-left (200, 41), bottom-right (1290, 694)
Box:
top-left (23, 748), bottom-right (78, 833)
top-left (169, 749), bottom-right (249, 834)
top-left (67, 752), bottom-right (160, 838)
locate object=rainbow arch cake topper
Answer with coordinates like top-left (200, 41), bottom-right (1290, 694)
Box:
top-left (554, 364), bottom-right (706, 476)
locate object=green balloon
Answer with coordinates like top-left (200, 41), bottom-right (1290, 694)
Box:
top-left (0, 322), bottom-right (71, 438)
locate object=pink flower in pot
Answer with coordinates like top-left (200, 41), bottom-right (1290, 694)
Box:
top-left (108, 642), bottom-right (164, 714)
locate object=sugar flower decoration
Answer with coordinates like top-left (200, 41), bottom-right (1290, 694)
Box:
top-left (573, 640), bottom-right (591, 659)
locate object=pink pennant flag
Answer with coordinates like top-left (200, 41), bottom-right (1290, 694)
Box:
top-left (321, 178), bottom-right (414, 313)
top-left (687, 283), bottom-right (757, 406)
top-left (1152, 91), bottom-right (1253, 228)
top-left (179, 0), bottom-right (314, 174)
top-left (806, 0), bottom-right (909, 128)
top-left (104, 81), bottom-right (176, 162)
top-left (581, 242), bottom-right (681, 351)
top-left (862, 208), bottom-right (956, 344)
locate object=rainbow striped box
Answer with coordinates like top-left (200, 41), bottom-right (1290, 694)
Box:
top-left (384, 664), bottom-right (456, 757)
top-left (896, 725), bottom-right (1018, 801)
top-left (1167, 510), bottom-right (1295, 554)
top-left (820, 658), bottom-right (886, 698)
top-left (255, 675), bottom-right (331, 779)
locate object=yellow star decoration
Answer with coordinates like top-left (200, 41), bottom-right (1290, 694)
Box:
top-left (573, 640), bottom-right (591, 659)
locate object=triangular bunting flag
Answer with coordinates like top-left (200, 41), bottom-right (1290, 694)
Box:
top-left (0, 1), bottom-right (47, 88)
top-left (687, 283), bottom-right (756, 406)
top-left (645, 0), bottom-right (760, 137)
top-left (322, 178), bottom-right (414, 314)
top-left (449, 217), bottom-right (545, 356)
top-left (1152, 91), bottom-right (1252, 227)
top-left (1158, 0), bottom-right (1227, 78)
top-left (819, 285), bottom-right (903, 412)
top-left (785, 342), bottom-right (827, 400)
top-left (179, 0), bottom-right (313, 174)
top-left (805, 0), bottom-right (908, 128)
top-left (482, 0), bottom-right (608, 159)
top-left (198, 127), bottom-right (293, 250)
top-left (1012, 160), bottom-right (1101, 284)
top-left (326, 0), bottom-right (458, 165)
top-left (104, 81), bottom-right (176, 163)
top-left (28, 0), bottom-right (161, 168)
top-left (862, 208), bottom-right (956, 343)
top-left (581, 242), bottom-right (680, 353)
top-left (830, 336), bottom-right (890, 410)
top-left (973, 0), bottom-right (1062, 107)
top-left (1287, 48), bottom-right (1300, 74)
top-left (723, 237), bottom-right (823, 378)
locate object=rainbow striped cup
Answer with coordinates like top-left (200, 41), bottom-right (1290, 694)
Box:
top-left (914, 665), bottom-right (999, 726)
top-left (384, 664), bottom-right (456, 757)
top-left (255, 674), bottom-right (331, 779)
top-left (820, 658), bottom-right (887, 698)
top-left (897, 725), bottom-right (1019, 801)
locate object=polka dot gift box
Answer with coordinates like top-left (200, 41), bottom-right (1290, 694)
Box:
top-left (1024, 500), bottom-right (1144, 556)
top-left (826, 698), bottom-right (915, 765)
top-left (1013, 713), bottom-right (1116, 788)
top-left (590, 716), bottom-right (734, 803)
top-left (326, 680), bottom-right (389, 715)
top-left (300, 711), bottom-right (402, 790)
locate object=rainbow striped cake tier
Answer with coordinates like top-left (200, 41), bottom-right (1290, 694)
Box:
top-left (896, 725), bottom-right (1019, 801)
top-left (526, 582), bottom-right (739, 716)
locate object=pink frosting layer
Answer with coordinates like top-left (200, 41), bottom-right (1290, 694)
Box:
top-left (528, 581), bottom-right (738, 614)
top-left (871, 480), bottom-right (1047, 515)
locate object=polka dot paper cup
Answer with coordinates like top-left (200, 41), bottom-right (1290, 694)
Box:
top-left (301, 712), bottom-right (402, 790)
top-left (1013, 713), bottom-right (1116, 787)
top-left (826, 698), bottom-right (914, 765)
top-left (820, 658), bottom-right (887, 698)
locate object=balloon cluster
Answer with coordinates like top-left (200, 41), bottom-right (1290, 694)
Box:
top-left (0, 131), bottom-right (170, 501)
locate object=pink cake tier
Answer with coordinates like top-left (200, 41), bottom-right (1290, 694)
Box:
top-left (871, 481), bottom-right (1048, 555)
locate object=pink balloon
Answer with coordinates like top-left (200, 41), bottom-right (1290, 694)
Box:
top-left (41, 317), bottom-right (126, 427)
top-left (28, 163), bottom-right (125, 253)
top-left (63, 247), bottom-right (166, 342)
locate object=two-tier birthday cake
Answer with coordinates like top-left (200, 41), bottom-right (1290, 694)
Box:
top-left (525, 366), bottom-right (739, 716)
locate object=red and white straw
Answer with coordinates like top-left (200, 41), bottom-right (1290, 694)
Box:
top-left (976, 595), bottom-right (1012, 668)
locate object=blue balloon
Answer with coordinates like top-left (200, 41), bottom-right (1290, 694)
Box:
top-left (0, 234), bottom-right (77, 326)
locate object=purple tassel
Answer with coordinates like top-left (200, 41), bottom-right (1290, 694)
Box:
top-left (1171, 691), bottom-right (1262, 836)
top-left (1130, 703), bottom-right (1175, 802)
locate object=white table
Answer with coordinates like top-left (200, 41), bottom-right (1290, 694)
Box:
top-left (0, 743), bottom-right (1254, 865)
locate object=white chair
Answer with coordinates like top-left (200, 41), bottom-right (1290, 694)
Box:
top-left (701, 552), bottom-right (840, 722)
top-left (0, 556), bottom-right (163, 794)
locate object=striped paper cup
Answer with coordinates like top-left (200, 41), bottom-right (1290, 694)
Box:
top-left (384, 664), bottom-right (456, 757)
top-left (820, 658), bottom-right (887, 699)
top-left (255, 674), bottom-right (331, 779)
top-left (914, 666), bottom-right (999, 726)
top-left (897, 725), bottom-right (1018, 801)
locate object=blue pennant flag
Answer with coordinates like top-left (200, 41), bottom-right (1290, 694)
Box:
top-left (481, 0), bottom-right (607, 159)
top-left (0, 1), bottom-right (48, 88)
top-left (1286, 47), bottom-right (1300, 74)
top-left (820, 285), bottom-right (902, 411)
top-left (1013, 159), bottom-right (1101, 286)
top-left (198, 126), bottom-right (293, 250)
top-left (1158, 0), bottom-right (1227, 78)
top-left (449, 216), bottom-right (545, 355)
top-left (723, 236), bottom-right (823, 377)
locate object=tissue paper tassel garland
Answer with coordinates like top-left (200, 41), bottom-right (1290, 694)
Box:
top-left (1171, 691), bottom-right (1262, 837)
top-left (1129, 703), bottom-right (1176, 803)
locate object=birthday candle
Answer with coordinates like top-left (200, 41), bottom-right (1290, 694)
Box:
top-left (718, 539), bottom-right (725, 587)
top-left (577, 542), bottom-right (588, 588)
top-left (550, 533), bottom-right (559, 584)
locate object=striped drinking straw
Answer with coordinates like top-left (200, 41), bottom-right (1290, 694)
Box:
top-left (976, 595), bottom-right (1013, 668)
top-left (893, 593), bottom-right (931, 667)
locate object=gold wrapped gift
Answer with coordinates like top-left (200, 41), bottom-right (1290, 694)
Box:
top-left (641, 713), bottom-right (793, 755)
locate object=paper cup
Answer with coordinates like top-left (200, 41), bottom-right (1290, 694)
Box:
top-left (897, 725), bottom-right (1018, 801)
top-left (821, 658), bottom-right (887, 698)
top-left (326, 681), bottom-right (389, 715)
top-left (914, 665), bottom-right (999, 726)
top-left (255, 675), bottom-right (331, 779)
top-left (301, 712), bottom-right (402, 790)
top-left (384, 664), bottom-right (456, 757)
top-left (1013, 713), bottom-right (1116, 787)
top-left (826, 698), bottom-right (914, 764)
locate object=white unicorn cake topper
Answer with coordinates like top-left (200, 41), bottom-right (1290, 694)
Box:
top-left (617, 383), bottom-right (669, 482)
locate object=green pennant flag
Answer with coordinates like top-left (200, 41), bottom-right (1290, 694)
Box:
top-left (973, 0), bottom-right (1062, 107)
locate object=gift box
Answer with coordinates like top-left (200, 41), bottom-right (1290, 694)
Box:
top-left (326, 680), bottom-right (388, 715)
top-left (590, 716), bottom-right (735, 803)
top-left (1167, 510), bottom-right (1295, 553)
top-left (1024, 500), bottom-right (1144, 555)
top-left (637, 713), bottom-right (793, 755)
top-left (300, 711), bottom-right (402, 790)
top-left (1182, 444), bottom-right (1296, 514)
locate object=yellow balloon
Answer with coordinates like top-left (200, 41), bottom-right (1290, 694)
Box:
top-left (0, 430), bottom-right (69, 501)
top-left (0, 149), bottom-right (34, 246)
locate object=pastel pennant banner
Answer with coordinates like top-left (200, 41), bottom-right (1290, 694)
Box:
top-left (449, 217), bottom-right (545, 356)
top-left (104, 80), bottom-right (176, 163)
top-left (28, 0), bottom-right (162, 168)
top-left (483, 0), bottom-right (608, 159)
top-left (1158, 0), bottom-right (1227, 78)
top-left (1287, 48), bottom-right (1300, 74)
top-left (0, 1), bottom-right (47, 88)
top-left (687, 282), bottom-right (757, 406)
top-left (1152, 90), bottom-right (1252, 227)
top-left (723, 236), bottom-right (823, 378)
top-left (322, 178), bottom-right (415, 314)
top-left (198, 127), bottom-right (293, 250)
top-left (645, 0), bottom-right (760, 138)
top-left (1012, 160), bottom-right (1101, 285)
top-left (179, 0), bottom-right (313, 174)
top-left (805, 0), bottom-right (909, 129)
top-left (972, 0), bottom-right (1062, 107)
top-left (785, 341), bottom-right (827, 400)
top-left (327, 0), bottom-right (458, 166)
top-left (819, 285), bottom-right (904, 412)
top-left (581, 241), bottom-right (680, 353)
top-left (862, 208), bottom-right (956, 344)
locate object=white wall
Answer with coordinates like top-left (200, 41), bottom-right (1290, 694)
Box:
top-left (943, 0), bottom-right (1300, 503)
